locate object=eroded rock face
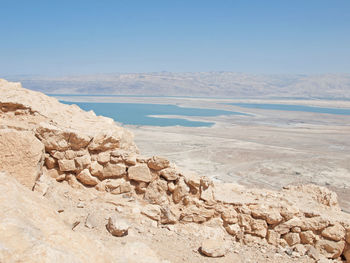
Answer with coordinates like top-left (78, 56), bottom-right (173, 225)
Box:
top-left (0, 172), bottom-right (113, 263)
top-left (0, 129), bottom-right (44, 189)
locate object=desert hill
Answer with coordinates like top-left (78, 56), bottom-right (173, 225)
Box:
top-left (7, 72), bottom-right (350, 99)
top-left (0, 78), bottom-right (350, 262)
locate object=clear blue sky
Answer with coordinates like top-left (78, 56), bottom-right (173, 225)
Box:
top-left (1, 0), bottom-right (349, 75)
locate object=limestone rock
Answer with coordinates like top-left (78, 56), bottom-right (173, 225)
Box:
top-left (200, 239), bottom-right (226, 257)
top-left (144, 179), bottom-right (168, 205)
top-left (221, 208), bottom-right (238, 224)
top-left (321, 223), bottom-right (346, 241)
top-left (250, 204), bottom-right (283, 225)
top-left (300, 230), bottom-right (316, 244)
top-left (173, 178), bottom-right (189, 204)
top-left (238, 214), bottom-right (267, 238)
top-left (97, 152), bottom-right (110, 164)
top-left (267, 230), bottom-right (280, 245)
top-left (284, 232), bottom-right (301, 246)
top-left (88, 132), bottom-right (120, 152)
top-left (159, 167), bottom-right (179, 181)
top-left (0, 172), bottom-right (113, 262)
top-left (76, 169), bottom-right (99, 186)
top-left (100, 163), bottom-right (126, 180)
top-left (200, 177), bottom-right (215, 205)
top-left (141, 204), bottom-right (161, 221)
top-left (85, 214), bottom-right (99, 229)
top-left (104, 179), bottom-right (131, 195)
top-left (147, 156), bottom-right (170, 171)
top-left (225, 223), bottom-right (241, 237)
top-left (180, 205), bottom-right (215, 223)
top-left (0, 129), bottom-right (45, 189)
top-left (160, 206), bottom-right (178, 224)
top-left (58, 159), bottom-right (76, 172)
top-left (106, 216), bottom-right (130, 237)
top-left (128, 164), bottom-right (152, 183)
top-left (75, 155), bottom-right (91, 170)
top-left (315, 240), bottom-right (345, 259)
top-left (89, 161), bottom-right (103, 177)
top-left (66, 173), bottom-right (84, 189)
top-left (183, 171), bottom-right (201, 192)
top-left (45, 155), bottom-right (56, 169)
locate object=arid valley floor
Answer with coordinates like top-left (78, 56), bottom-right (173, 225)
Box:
top-left (56, 95), bottom-right (350, 213)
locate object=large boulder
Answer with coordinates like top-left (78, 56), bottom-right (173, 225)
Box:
top-left (0, 129), bottom-right (44, 189)
top-left (0, 172), bottom-right (114, 262)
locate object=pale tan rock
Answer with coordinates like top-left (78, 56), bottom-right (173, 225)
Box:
top-left (183, 171), bottom-right (201, 191)
top-left (89, 161), bottom-right (103, 177)
top-left (76, 169), bottom-right (99, 186)
top-left (106, 216), bottom-right (129, 237)
top-left (159, 167), bottom-right (179, 181)
top-left (58, 159), bottom-right (76, 172)
top-left (293, 244), bottom-right (307, 256)
top-left (33, 174), bottom-right (51, 196)
top-left (144, 179), bottom-right (168, 205)
top-left (85, 213), bottom-right (99, 229)
top-left (56, 173), bottom-right (66, 182)
top-left (200, 177), bottom-right (215, 205)
top-left (173, 178), bottom-right (189, 204)
top-left (97, 152), bottom-right (110, 164)
top-left (45, 155), bottom-right (56, 169)
top-left (291, 226), bottom-right (301, 233)
top-left (238, 214), bottom-right (267, 238)
top-left (200, 239), bottom-right (226, 257)
top-left (321, 223), bottom-right (346, 241)
top-left (285, 184), bottom-right (340, 208)
top-left (128, 164), bottom-right (152, 182)
top-left (36, 122), bottom-right (91, 151)
top-left (307, 246), bottom-right (321, 261)
top-left (346, 229), bottom-right (350, 243)
top-left (344, 247), bottom-right (350, 263)
top-left (284, 232), bottom-right (301, 246)
top-left (107, 179), bottom-right (132, 195)
top-left (88, 131), bottom-right (120, 152)
top-left (221, 208), bottom-right (238, 224)
top-left (101, 163), bottom-right (126, 180)
top-left (66, 173), bottom-right (84, 189)
top-left (0, 129), bottom-right (44, 189)
top-left (147, 156), bottom-right (170, 171)
top-left (45, 168), bottom-right (60, 179)
top-left (160, 206), bottom-right (178, 224)
top-left (315, 239), bottom-right (345, 259)
top-left (65, 150), bottom-right (77, 160)
top-left (52, 150), bottom-right (65, 160)
top-left (0, 172), bottom-right (113, 263)
top-left (141, 204), bottom-right (161, 221)
top-left (300, 231), bottom-right (316, 244)
top-left (124, 154), bottom-right (137, 166)
top-left (168, 182), bottom-right (176, 192)
top-left (225, 223), bottom-right (241, 237)
top-left (180, 205), bottom-right (215, 223)
top-left (250, 204), bottom-right (283, 225)
top-left (75, 154), bottom-right (91, 170)
top-left (267, 230), bottom-right (280, 245)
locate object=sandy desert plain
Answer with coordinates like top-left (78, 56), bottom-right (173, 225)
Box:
top-left (55, 95), bottom-right (350, 213)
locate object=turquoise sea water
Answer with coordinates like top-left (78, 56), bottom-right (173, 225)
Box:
top-left (230, 103), bottom-right (350, 115)
top-left (61, 101), bottom-right (245, 127)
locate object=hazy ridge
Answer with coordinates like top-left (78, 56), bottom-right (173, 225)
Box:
top-left (6, 72), bottom-right (350, 99)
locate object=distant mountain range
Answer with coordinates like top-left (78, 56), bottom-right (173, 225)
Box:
top-left (5, 72), bottom-right (350, 99)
